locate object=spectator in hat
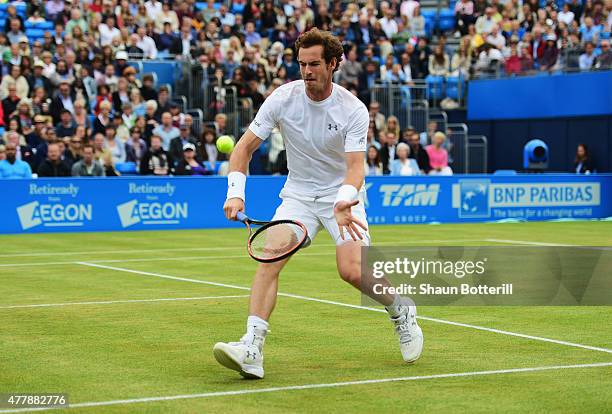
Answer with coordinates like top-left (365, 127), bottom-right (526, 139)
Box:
top-left (17, 36), bottom-right (30, 58)
top-left (169, 123), bottom-right (197, 166)
top-left (71, 144), bottom-right (104, 177)
top-left (0, 142), bottom-right (32, 178)
top-left (26, 114), bottom-right (47, 148)
top-left (114, 50), bottom-right (130, 78)
top-left (152, 112), bottom-right (180, 151)
top-left (37, 142), bottom-right (71, 177)
top-left (280, 48), bottom-right (300, 81)
top-left (175, 142), bottom-right (212, 175)
top-left (28, 60), bottom-right (53, 96)
top-left (539, 34), bottom-right (558, 71)
top-left (0, 65), bottom-right (29, 100)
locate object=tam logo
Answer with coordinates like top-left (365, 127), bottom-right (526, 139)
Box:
top-left (379, 184), bottom-right (440, 207)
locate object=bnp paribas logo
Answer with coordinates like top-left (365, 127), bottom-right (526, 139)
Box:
top-left (117, 199), bottom-right (188, 228)
top-left (452, 180), bottom-right (490, 218)
top-left (17, 201), bottom-right (93, 230)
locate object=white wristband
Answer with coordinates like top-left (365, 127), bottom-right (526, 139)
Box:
top-left (334, 184), bottom-right (358, 206)
top-left (227, 171), bottom-right (246, 201)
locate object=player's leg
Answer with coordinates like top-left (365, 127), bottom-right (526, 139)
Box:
top-left (321, 199), bottom-right (424, 363)
top-left (213, 197), bottom-right (322, 379)
top-left (213, 258), bottom-right (289, 379)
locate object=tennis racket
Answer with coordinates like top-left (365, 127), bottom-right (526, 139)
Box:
top-left (235, 212), bottom-right (308, 263)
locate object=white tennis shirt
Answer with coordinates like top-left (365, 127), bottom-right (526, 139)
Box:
top-left (249, 80), bottom-right (369, 201)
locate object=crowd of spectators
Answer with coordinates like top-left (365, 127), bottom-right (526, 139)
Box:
top-left (0, 0), bottom-right (609, 179)
top-left (364, 114), bottom-right (453, 176)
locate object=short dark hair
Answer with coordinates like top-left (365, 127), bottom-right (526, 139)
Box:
top-left (83, 144), bottom-right (94, 152)
top-left (295, 28), bottom-right (344, 72)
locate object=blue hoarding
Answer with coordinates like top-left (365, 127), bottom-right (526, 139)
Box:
top-left (467, 71), bottom-right (612, 120)
top-left (0, 174), bottom-right (610, 234)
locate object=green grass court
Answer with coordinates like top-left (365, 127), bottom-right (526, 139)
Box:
top-left (1, 222), bottom-right (611, 413)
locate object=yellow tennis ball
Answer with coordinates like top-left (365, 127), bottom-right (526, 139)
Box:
top-left (216, 135), bottom-right (235, 154)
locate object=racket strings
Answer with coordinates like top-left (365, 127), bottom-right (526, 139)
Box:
top-left (250, 222), bottom-right (307, 261)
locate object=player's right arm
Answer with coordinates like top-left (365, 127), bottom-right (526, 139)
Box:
top-left (224, 129), bottom-right (263, 220)
top-left (224, 86), bottom-right (282, 220)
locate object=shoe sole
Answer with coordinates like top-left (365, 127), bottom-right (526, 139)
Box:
top-left (213, 343), bottom-right (264, 379)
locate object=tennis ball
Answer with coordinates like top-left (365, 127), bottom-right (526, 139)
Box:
top-left (216, 135), bottom-right (235, 154)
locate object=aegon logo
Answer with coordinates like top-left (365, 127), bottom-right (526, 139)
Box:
top-left (17, 201), bottom-right (93, 230)
top-left (380, 184), bottom-right (440, 207)
top-left (117, 199), bottom-right (188, 228)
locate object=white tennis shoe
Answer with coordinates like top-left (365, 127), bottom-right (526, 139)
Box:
top-left (213, 329), bottom-right (266, 379)
top-left (388, 305), bottom-right (424, 363)
top-left (213, 341), bottom-right (264, 379)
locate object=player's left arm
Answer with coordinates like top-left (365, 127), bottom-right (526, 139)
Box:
top-left (334, 105), bottom-right (370, 241)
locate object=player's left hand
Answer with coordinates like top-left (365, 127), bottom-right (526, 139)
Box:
top-left (334, 200), bottom-right (368, 241)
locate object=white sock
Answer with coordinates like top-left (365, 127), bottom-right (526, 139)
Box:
top-left (385, 295), bottom-right (405, 318)
top-left (242, 315), bottom-right (269, 350)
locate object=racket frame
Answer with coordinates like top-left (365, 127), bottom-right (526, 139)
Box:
top-left (237, 212), bottom-right (308, 263)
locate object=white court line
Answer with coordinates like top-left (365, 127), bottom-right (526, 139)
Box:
top-left (0, 253), bottom-right (334, 268)
top-left (484, 238), bottom-right (576, 247)
top-left (0, 239), bottom-right (480, 258)
top-left (0, 295), bottom-right (250, 310)
top-left (77, 262), bottom-right (612, 355)
top-left (1, 362), bottom-right (611, 413)
top-left (0, 242), bottom-right (489, 268)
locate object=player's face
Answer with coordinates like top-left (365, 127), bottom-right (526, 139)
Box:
top-left (298, 45), bottom-right (335, 96)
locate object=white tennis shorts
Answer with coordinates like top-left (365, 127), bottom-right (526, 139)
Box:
top-left (272, 194), bottom-right (370, 246)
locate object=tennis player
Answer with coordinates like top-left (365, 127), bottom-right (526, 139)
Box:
top-left (214, 29), bottom-right (423, 379)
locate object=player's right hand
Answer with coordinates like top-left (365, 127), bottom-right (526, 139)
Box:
top-left (224, 198), bottom-right (244, 220)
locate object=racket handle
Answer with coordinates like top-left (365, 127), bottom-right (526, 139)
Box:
top-left (236, 211), bottom-right (248, 223)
